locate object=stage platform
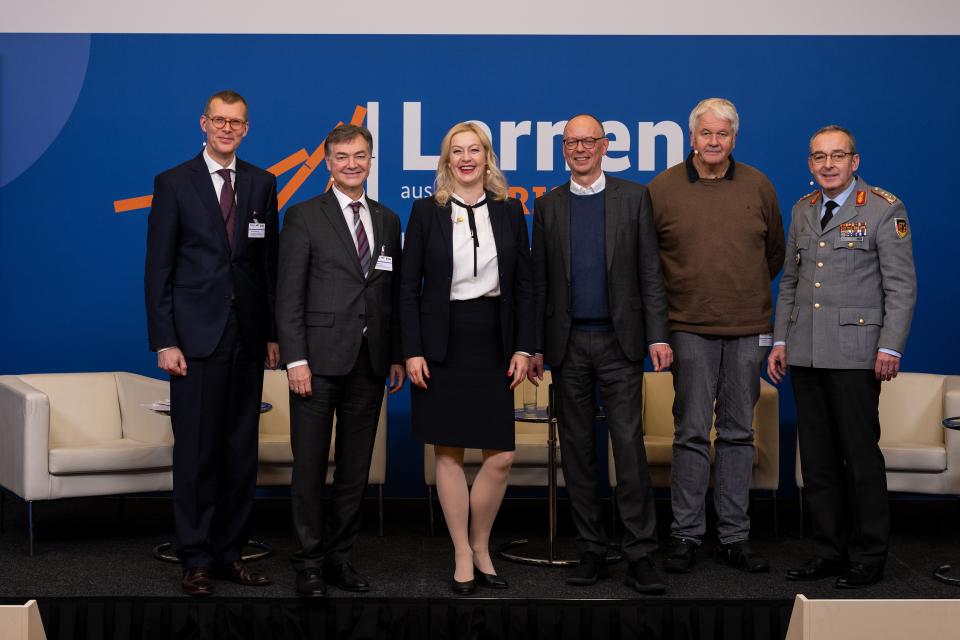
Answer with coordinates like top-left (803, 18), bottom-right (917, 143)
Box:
top-left (1, 496), bottom-right (958, 639)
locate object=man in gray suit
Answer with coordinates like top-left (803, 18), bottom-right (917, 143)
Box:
top-left (768, 125), bottom-right (916, 588)
top-left (529, 114), bottom-right (672, 594)
top-left (277, 124), bottom-right (405, 598)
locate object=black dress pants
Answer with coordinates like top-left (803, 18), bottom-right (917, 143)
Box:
top-left (170, 309), bottom-right (264, 569)
top-left (554, 329), bottom-right (658, 562)
top-left (792, 366), bottom-right (888, 565)
top-left (290, 340), bottom-right (383, 571)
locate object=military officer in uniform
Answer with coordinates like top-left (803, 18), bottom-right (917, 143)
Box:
top-left (768, 125), bottom-right (916, 589)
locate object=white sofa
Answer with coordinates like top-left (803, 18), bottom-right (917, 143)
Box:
top-left (0, 372), bottom-right (174, 554)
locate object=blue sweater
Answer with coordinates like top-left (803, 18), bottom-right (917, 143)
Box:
top-left (569, 191), bottom-right (611, 326)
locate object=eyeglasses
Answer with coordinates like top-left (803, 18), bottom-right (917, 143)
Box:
top-left (562, 136), bottom-right (605, 150)
top-left (205, 115), bottom-right (247, 131)
top-left (809, 151), bottom-right (855, 165)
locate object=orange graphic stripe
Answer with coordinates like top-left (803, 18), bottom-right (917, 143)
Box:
top-left (277, 105), bottom-right (367, 209)
top-left (114, 195), bottom-right (153, 213)
top-left (267, 148), bottom-right (309, 176)
top-left (113, 105), bottom-right (368, 213)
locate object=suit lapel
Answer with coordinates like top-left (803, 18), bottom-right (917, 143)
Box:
top-left (437, 202), bottom-right (454, 272)
top-left (604, 178), bottom-right (620, 271)
top-left (488, 196), bottom-right (507, 267)
top-left (233, 163), bottom-right (252, 252)
top-left (189, 155), bottom-right (230, 253)
top-left (367, 199), bottom-right (386, 280)
top-left (320, 191), bottom-right (365, 278)
top-left (553, 184), bottom-right (572, 281)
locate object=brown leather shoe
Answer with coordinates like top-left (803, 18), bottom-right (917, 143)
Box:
top-left (221, 560), bottom-right (271, 587)
top-left (182, 567), bottom-right (214, 596)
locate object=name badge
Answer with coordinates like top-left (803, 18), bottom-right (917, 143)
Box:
top-left (375, 255), bottom-right (393, 272)
top-left (759, 334), bottom-right (773, 347)
top-left (248, 222), bottom-right (265, 239)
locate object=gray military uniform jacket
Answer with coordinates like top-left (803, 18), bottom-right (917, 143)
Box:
top-left (773, 177), bottom-right (916, 370)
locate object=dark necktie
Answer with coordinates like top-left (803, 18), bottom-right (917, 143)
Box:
top-left (821, 199), bottom-right (838, 230)
top-left (216, 168), bottom-right (236, 249)
top-left (349, 201), bottom-right (371, 276)
top-left (450, 196), bottom-right (487, 277)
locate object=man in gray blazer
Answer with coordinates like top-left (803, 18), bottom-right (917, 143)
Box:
top-left (277, 124), bottom-right (405, 598)
top-left (769, 125), bottom-right (916, 589)
top-left (529, 114), bottom-right (672, 593)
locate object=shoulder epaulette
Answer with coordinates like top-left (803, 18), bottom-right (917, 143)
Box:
top-left (797, 190), bottom-right (819, 204)
top-left (871, 187), bottom-right (898, 204)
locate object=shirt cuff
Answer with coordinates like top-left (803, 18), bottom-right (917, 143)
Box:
top-left (773, 341), bottom-right (786, 347)
top-left (878, 348), bottom-right (902, 358)
top-left (649, 342), bottom-right (669, 347)
top-left (157, 346), bottom-right (177, 353)
top-left (287, 360), bottom-right (308, 369)
top-left (514, 351), bottom-right (533, 357)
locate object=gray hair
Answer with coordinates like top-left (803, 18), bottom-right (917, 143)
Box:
top-left (688, 98), bottom-right (739, 136)
top-left (809, 124), bottom-right (857, 154)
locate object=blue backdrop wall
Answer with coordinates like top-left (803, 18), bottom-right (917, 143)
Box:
top-left (1, 34), bottom-right (957, 496)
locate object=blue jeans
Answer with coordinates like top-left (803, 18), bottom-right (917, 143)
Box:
top-left (669, 331), bottom-right (764, 544)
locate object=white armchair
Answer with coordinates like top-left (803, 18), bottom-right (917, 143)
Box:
top-left (0, 372), bottom-right (174, 554)
top-left (796, 373), bottom-right (960, 495)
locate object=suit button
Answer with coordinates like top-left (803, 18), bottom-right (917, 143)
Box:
top-left (815, 282), bottom-right (821, 288)
top-left (814, 303), bottom-right (821, 309)
top-left (859, 318), bottom-right (865, 324)
top-left (819, 241), bottom-right (825, 248)
top-left (817, 261), bottom-right (824, 268)
top-left (847, 242), bottom-right (854, 248)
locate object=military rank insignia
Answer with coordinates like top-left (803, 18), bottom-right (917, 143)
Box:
top-left (895, 218), bottom-right (909, 238)
top-left (839, 221), bottom-right (867, 240)
top-left (855, 191), bottom-right (867, 206)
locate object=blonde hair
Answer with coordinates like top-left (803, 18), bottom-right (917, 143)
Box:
top-left (433, 122), bottom-right (508, 207)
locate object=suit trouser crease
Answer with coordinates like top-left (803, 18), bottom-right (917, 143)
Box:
top-left (171, 309), bottom-right (263, 568)
top-left (792, 366), bottom-right (888, 564)
top-left (290, 340), bottom-right (383, 571)
top-left (670, 332), bottom-right (762, 544)
top-left (555, 329), bottom-right (657, 562)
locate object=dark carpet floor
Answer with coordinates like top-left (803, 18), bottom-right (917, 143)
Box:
top-left (2, 493), bottom-right (960, 602)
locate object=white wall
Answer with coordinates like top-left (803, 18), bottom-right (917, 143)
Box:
top-left (4, 0), bottom-right (960, 34)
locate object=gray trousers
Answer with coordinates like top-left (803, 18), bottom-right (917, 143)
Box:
top-left (669, 331), bottom-right (764, 544)
top-left (554, 329), bottom-right (658, 562)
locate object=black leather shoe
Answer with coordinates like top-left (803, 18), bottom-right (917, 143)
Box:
top-left (786, 556), bottom-right (846, 581)
top-left (625, 557), bottom-right (666, 595)
top-left (296, 568), bottom-right (327, 598)
top-left (325, 562), bottom-right (370, 592)
top-left (220, 560), bottom-right (271, 587)
top-left (664, 537), bottom-right (699, 574)
top-left (835, 562), bottom-right (884, 589)
top-left (182, 567), bottom-right (213, 597)
top-left (474, 565), bottom-right (508, 589)
top-left (451, 577), bottom-right (476, 595)
top-left (716, 541), bottom-right (770, 573)
top-left (566, 551), bottom-right (608, 586)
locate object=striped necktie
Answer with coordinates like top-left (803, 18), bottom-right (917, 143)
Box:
top-left (349, 201), bottom-right (371, 276)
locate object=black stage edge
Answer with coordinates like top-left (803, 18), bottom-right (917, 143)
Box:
top-left (1, 496), bottom-right (958, 639)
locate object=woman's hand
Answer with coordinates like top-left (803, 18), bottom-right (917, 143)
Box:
top-left (406, 356), bottom-right (430, 389)
top-left (507, 353), bottom-right (530, 390)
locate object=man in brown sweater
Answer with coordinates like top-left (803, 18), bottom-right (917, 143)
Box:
top-left (648, 98), bottom-right (785, 575)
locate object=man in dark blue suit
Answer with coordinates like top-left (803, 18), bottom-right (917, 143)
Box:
top-left (145, 90), bottom-right (279, 596)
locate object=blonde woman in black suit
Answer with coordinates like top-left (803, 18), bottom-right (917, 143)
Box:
top-left (401, 122), bottom-right (533, 594)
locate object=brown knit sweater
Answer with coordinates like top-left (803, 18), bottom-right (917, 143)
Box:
top-left (648, 155), bottom-right (785, 336)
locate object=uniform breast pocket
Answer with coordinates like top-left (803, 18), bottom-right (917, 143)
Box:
top-left (838, 307), bottom-right (882, 362)
top-left (833, 235), bottom-right (872, 271)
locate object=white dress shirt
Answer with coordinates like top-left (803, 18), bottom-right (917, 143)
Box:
top-left (450, 194), bottom-right (501, 300)
top-left (569, 173), bottom-right (606, 195)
